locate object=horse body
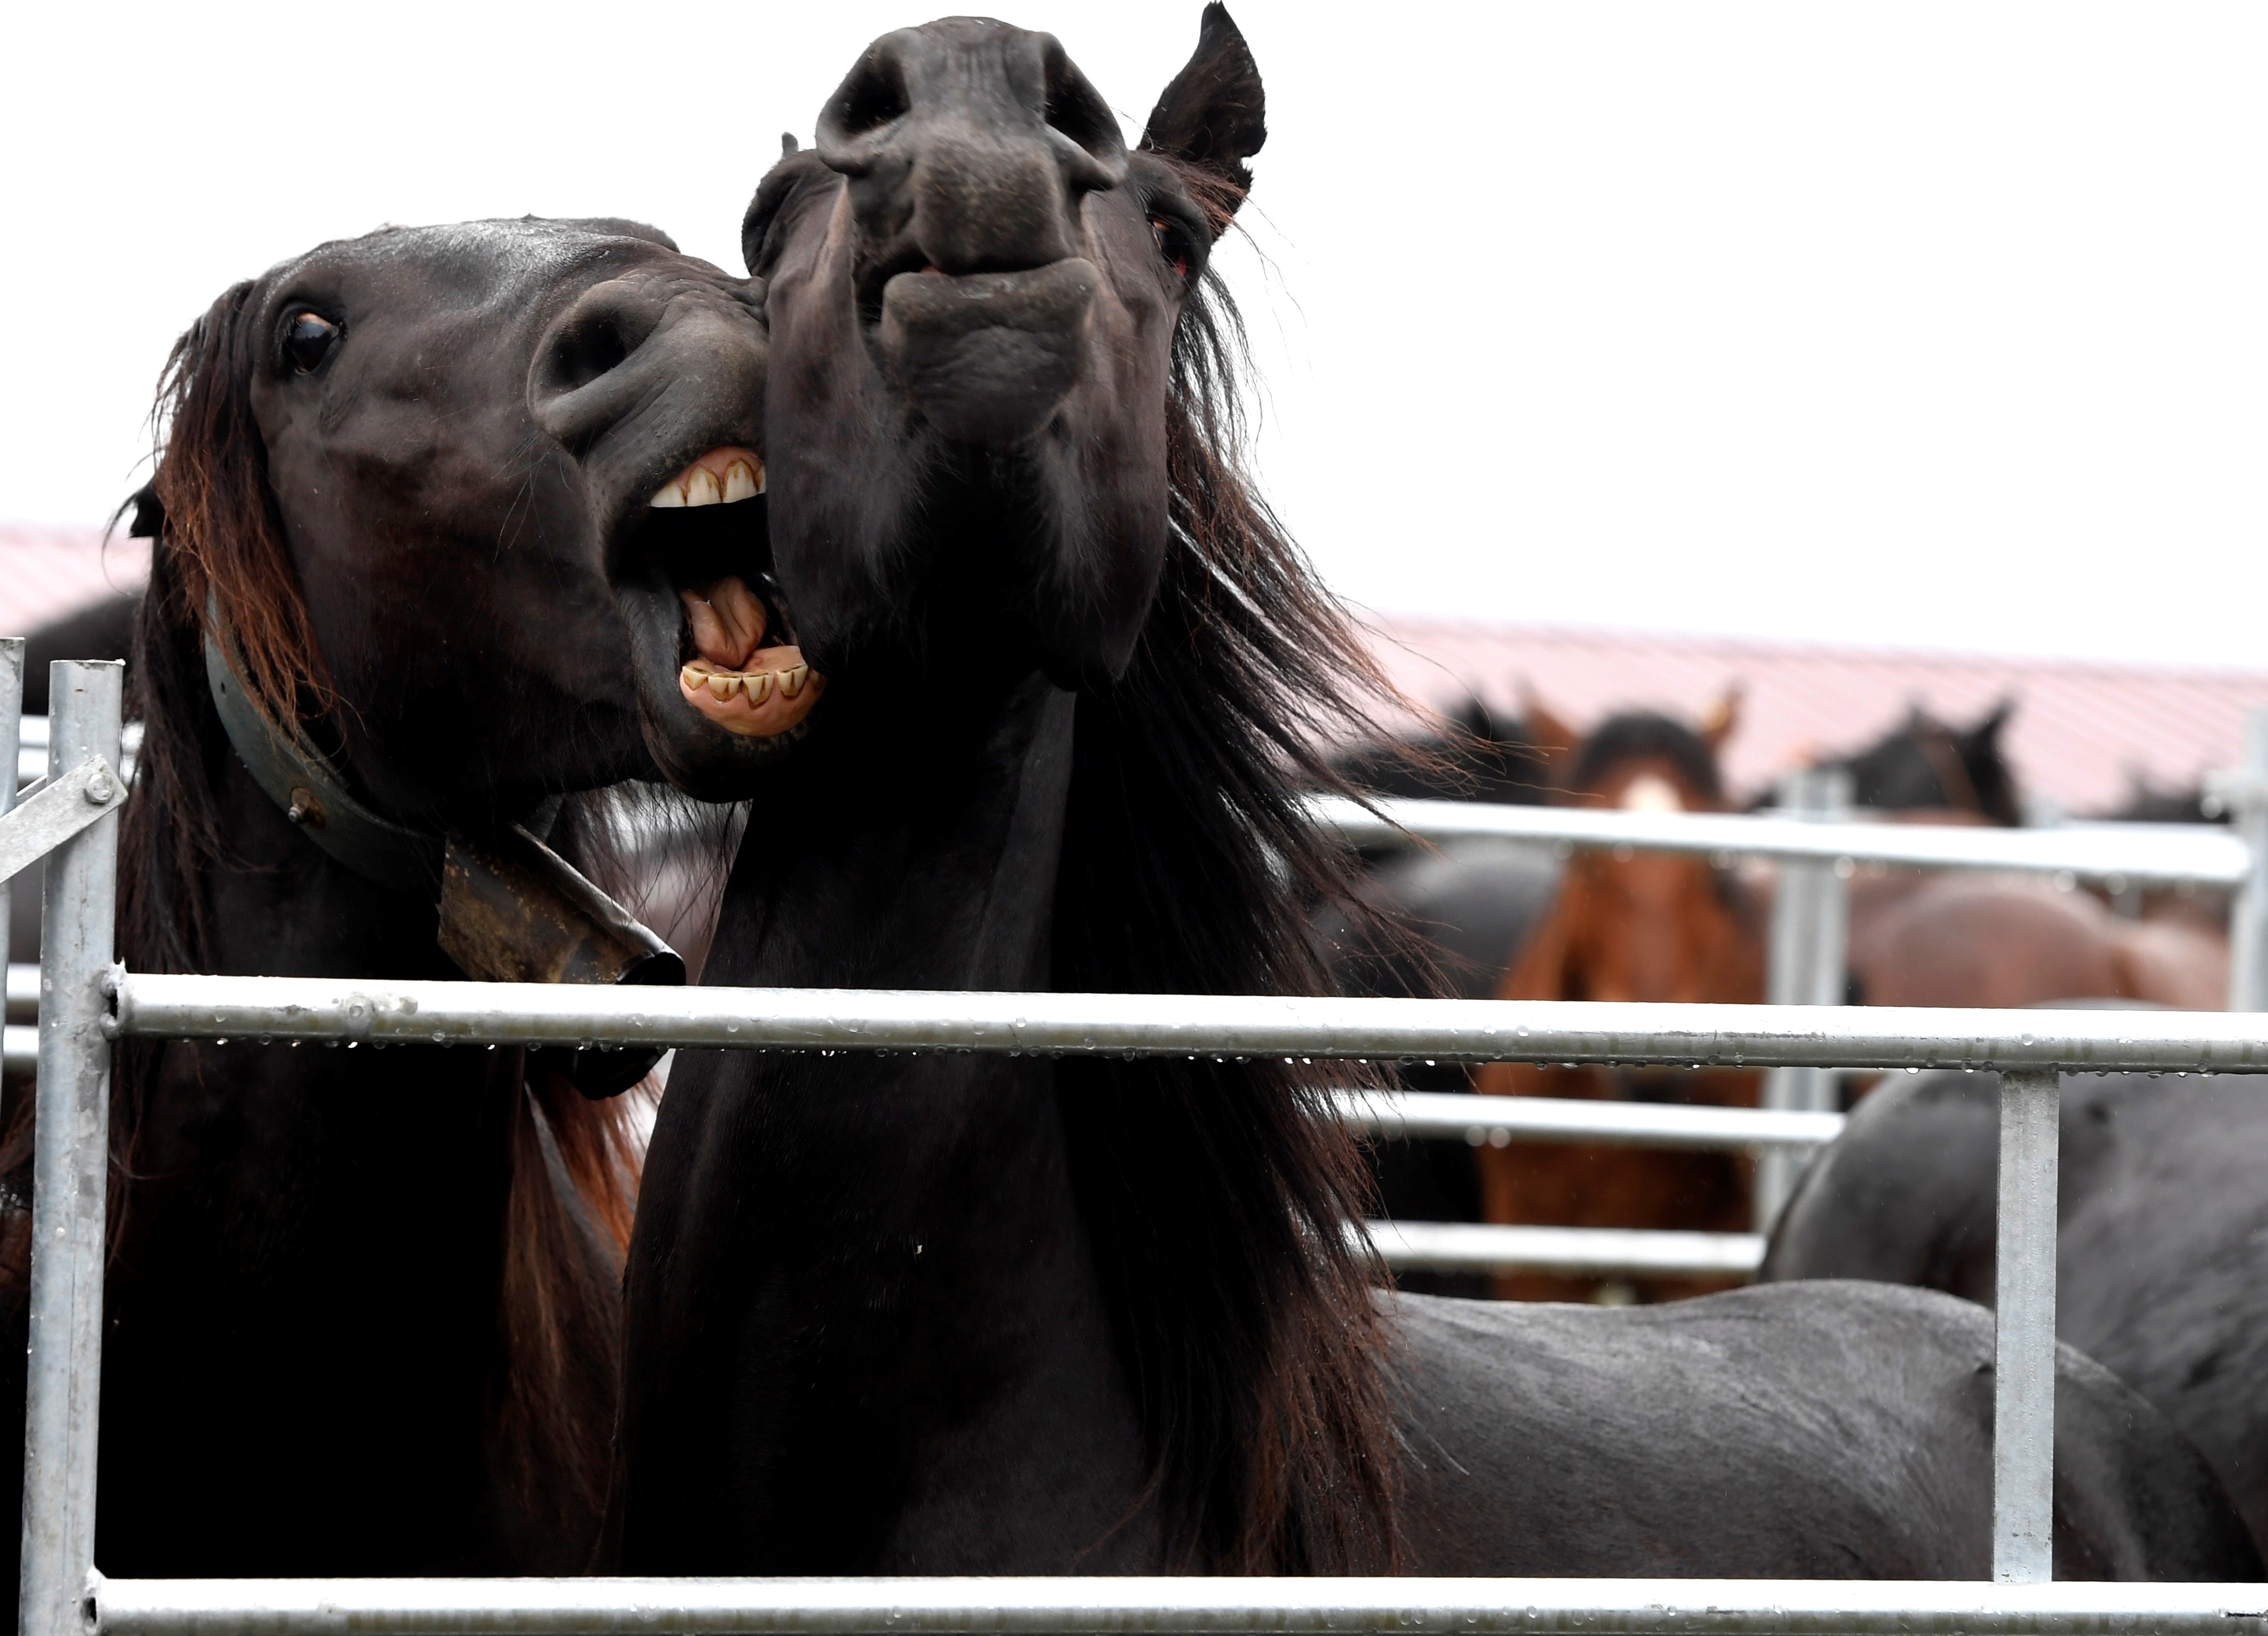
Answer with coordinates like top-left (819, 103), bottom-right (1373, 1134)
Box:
top-left (615, 677), bottom-right (1166, 1572)
top-left (0, 217), bottom-right (778, 1595)
top-left (609, 6), bottom-right (2256, 1580)
top-left (1851, 874), bottom-right (2226, 1011)
top-left (1764, 1066), bottom-right (2268, 1557)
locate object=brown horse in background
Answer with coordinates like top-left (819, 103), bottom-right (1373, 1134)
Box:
top-left (1473, 694), bottom-right (1763, 1302)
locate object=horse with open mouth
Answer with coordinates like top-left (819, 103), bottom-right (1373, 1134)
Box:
top-left (607, 9), bottom-right (2257, 1579)
top-left (0, 215), bottom-right (799, 1605)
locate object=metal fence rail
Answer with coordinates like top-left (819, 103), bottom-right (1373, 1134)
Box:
top-left (1362, 1221), bottom-right (1767, 1279)
top-left (108, 972), bottom-right (2268, 1073)
top-left (82, 1573), bottom-right (2268, 1636)
top-left (1308, 792), bottom-right (2252, 887)
top-left (1330, 1090), bottom-right (1843, 1150)
top-left (5, 658), bottom-right (2263, 1633)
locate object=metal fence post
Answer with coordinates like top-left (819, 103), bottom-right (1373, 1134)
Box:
top-left (1993, 1066), bottom-right (2060, 1585)
top-left (20, 661), bottom-right (124, 1636)
top-left (0, 639), bottom-right (22, 1056)
top-left (1757, 766), bottom-right (1851, 1228)
top-left (2225, 707), bottom-right (2268, 1013)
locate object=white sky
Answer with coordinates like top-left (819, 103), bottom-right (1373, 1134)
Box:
top-left (4, 3), bottom-right (2262, 666)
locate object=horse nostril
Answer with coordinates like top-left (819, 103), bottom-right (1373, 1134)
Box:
top-left (1040, 43), bottom-right (1128, 194)
top-left (530, 279), bottom-right (681, 446)
top-left (547, 311), bottom-right (632, 392)
top-left (834, 53), bottom-right (908, 139)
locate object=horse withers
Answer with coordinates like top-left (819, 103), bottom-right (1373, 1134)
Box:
top-left (0, 217), bottom-right (795, 1603)
top-left (599, 5), bottom-right (2256, 1581)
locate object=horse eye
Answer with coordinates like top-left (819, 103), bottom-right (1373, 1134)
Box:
top-left (1150, 217), bottom-right (1191, 283)
top-left (284, 312), bottom-right (340, 374)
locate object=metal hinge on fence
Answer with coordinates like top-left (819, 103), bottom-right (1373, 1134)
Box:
top-left (0, 759), bottom-right (127, 888)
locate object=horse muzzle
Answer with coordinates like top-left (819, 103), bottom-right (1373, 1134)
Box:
top-left (875, 259), bottom-right (1099, 448)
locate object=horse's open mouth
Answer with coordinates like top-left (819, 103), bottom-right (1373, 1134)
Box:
top-left (649, 448), bottom-right (825, 740)
top-left (615, 445), bottom-right (824, 796)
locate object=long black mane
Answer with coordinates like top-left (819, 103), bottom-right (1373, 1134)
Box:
top-left (1052, 171), bottom-right (1403, 1572)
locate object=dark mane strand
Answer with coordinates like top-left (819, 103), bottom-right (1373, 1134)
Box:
top-left (147, 283), bottom-right (336, 732)
top-left (1054, 159), bottom-right (1402, 1572)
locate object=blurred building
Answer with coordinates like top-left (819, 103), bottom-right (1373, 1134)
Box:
top-left (1365, 617), bottom-right (2268, 816)
top-left (6, 524), bottom-right (2262, 815)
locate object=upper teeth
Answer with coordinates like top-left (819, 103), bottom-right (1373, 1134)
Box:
top-left (651, 452), bottom-right (765, 509)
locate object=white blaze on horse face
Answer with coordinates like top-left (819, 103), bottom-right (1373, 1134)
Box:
top-left (1618, 772), bottom-right (1686, 813)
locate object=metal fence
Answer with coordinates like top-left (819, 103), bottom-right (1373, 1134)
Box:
top-left (9, 651), bottom-right (2268, 1632)
top-left (1303, 718), bottom-right (2268, 1271)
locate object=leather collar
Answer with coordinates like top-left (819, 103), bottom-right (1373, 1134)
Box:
top-left (201, 618), bottom-right (446, 895)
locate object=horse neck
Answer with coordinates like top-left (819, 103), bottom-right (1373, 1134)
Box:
top-left (92, 731), bottom-right (612, 1572)
top-left (629, 669), bottom-right (1159, 1570)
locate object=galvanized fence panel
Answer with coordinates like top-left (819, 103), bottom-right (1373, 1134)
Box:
top-left (79, 1573), bottom-right (2268, 1635)
top-left (8, 672), bottom-right (2268, 1632)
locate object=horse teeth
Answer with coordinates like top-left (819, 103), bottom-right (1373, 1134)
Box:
top-left (680, 664), bottom-right (705, 692)
top-left (745, 672), bottom-right (775, 706)
top-left (653, 447), bottom-right (764, 511)
top-left (778, 663), bottom-right (809, 698)
top-left (706, 672), bottom-right (742, 700)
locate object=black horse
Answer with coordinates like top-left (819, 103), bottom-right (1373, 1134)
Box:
top-left (0, 217), bottom-right (782, 1602)
top-left (1819, 701), bottom-right (2022, 823)
top-left (1763, 1062), bottom-right (2268, 1557)
top-left (608, 9), bottom-right (2254, 1578)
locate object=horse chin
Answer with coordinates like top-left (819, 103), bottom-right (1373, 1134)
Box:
top-left (614, 480), bottom-right (817, 802)
top-left (874, 259), bottom-right (1098, 448)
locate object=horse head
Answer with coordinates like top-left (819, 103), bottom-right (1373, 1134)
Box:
top-left (1476, 698), bottom-right (1761, 1301)
top-left (137, 217), bottom-right (786, 833)
top-left (1826, 699), bottom-right (2022, 824)
top-left (1488, 696), bottom-right (1754, 1017)
top-left (744, 5), bottom-right (1264, 693)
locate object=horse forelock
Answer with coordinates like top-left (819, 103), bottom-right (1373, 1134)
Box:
top-left (1565, 712), bottom-right (1724, 807)
top-left (1051, 199), bottom-right (1403, 1571)
top-left (150, 281), bottom-right (335, 735)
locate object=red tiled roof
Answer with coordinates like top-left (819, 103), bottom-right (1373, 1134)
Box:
top-left (1366, 617), bottom-right (2268, 815)
top-left (0, 525), bottom-right (147, 639)
top-left (4, 527), bottom-right (2256, 814)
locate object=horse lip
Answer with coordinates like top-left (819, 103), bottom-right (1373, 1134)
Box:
top-left (878, 259), bottom-right (1099, 338)
top-left (871, 259), bottom-right (1100, 445)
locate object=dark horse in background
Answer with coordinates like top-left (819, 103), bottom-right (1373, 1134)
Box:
top-left (605, 8), bottom-right (2253, 1579)
top-left (1816, 700), bottom-right (2022, 823)
top-left (1473, 696), bottom-right (1763, 1304)
top-left (0, 217), bottom-right (786, 1604)
top-left (1764, 1064), bottom-right (2268, 1559)
top-left (1810, 701), bottom-right (2225, 1011)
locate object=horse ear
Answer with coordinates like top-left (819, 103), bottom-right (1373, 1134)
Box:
top-left (1699, 682), bottom-right (1744, 753)
top-left (122, 483), bottom-right (164, 539)
top-left (1518, 687), bottom-right (1579, 767)
top-left (1140, 4), bottom-right (1266, 212)
top-left (1966, 697), bottom-right (2015, 748)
